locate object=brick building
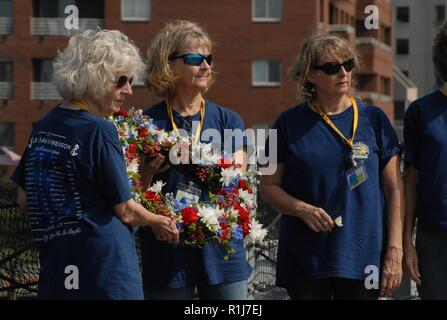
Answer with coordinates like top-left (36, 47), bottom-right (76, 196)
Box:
top-left (0, 0), bottom-right (394, 164)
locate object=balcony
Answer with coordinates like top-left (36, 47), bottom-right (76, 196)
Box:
top-left (328, 24), bottom-right (355, 34)
top-left (0, 17), bottom-right (13, 35)
top-left (31, 82), bottom-right (61, 100)
top-left (357, 91), bottom-right (392, 102)
top-left (357, 37), bottom-right (391, 53)
top-left (30, 18), bottom-right (104, 36)
top-left (0, 82), bottom-right (13, 100)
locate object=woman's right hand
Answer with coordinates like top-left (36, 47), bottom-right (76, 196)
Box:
top-left (152, 215), bottom-right (179, 244)
top-left (404, 242), bottom-right (421, 285)
top-left (141, 154), bottom-right (170, 176)
top-left (298, 206), bottom-right (334, 232)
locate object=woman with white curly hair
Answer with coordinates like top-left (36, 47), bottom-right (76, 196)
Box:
top-left (11, 29), bottom-right (178, 300)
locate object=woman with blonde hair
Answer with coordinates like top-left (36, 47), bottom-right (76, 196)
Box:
top-left (260, 33), bottom-right (404, 299)
top-left (139, 20), bottom-right (252, 300)
top-left (11, 29), bottom-right (178, 299)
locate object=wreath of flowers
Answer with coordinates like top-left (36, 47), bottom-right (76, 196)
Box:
top-left (109, 108), bottom-right (267, 259)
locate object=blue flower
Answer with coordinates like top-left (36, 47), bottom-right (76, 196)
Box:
top-left (232, 226), bottom-right (244, 240)
top-left (171, 198), bottom-right (189, 212)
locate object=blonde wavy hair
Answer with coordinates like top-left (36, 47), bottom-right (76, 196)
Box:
top-left (145, 20), bottom-right (214, 99)
top-left (288, 32), bottom-right (360, 101)
top-left (53, 29), bottom-right (146, 100)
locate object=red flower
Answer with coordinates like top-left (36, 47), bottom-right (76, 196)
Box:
top-left (145, 191), bottom-right (160, 203)
top-left (234, 204), bottom-right (250, 222)
top-left (217, 158), bottom-right (232, 169)
top-left (220, 221), bottom-right (231, 241)
top-left (238, 180), bottom-right (252, 193)
top-left (116, 108), bottom-right (128, 118)
top-left (181, 207), bottom-right (199, 225)
top-left (128, 143), bottom-right (137, 155)
top-left (138, 128), bottom-right (148, 137)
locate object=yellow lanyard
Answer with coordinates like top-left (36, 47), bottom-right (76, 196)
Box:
top-left (167, 99), bottom-right (205, 144)
top-left (71, 100), bottom-right (91, 113)
top-left (308, 96), bottom-right (358, 150)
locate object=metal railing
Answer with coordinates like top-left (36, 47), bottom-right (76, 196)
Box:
top-left (30, 18), bottom-right (104, 36)
top-left (30, 82), bottom-right (61, 101)
top-left (0, 17), bottom-right (13, 35)
top-left (0, 82), bottom-right (13, 100)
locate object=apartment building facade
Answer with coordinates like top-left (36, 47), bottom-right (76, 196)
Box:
top-left (0, 0), bottom-right (394, 160)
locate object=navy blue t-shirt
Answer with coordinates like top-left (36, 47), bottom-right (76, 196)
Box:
top-left (404, 90), bottom-right (447, 230)
top-left (139, 100), bottom-right (252, 290)
top-left (11, 106), bottom-right (143, 299)
top-left (270, 99), bottom-right (400, 285)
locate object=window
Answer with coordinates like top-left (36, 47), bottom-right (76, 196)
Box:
top-left (435, 5), bottom-right (445, 25)
top-left (252, 60), bottom-right (280, 86)
top-left (0, 59), bottom-right (13, 82)
top-left (252, 0), bottom-right (281, 21)
top-left (121, 0), bottom-right (150, 21)
top-left (396, 6), bottom-right (409, 23)
top-left (0, 122), bottom-right (14, 147)
top-left (33, 0), bottom-right (103, 18)
top-left (33, 59), bottom-right (54, 82)
top-left (396, 39), bottom-right (409, 55)
top-left (0, 0), bottom-right (13, 17)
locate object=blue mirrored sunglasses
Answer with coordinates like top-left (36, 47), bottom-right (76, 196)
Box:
top-left (169, 53), bottom-right (213, 66)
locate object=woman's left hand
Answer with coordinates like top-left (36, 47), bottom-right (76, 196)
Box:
top-left (380, 246), bottom-right (403, 297)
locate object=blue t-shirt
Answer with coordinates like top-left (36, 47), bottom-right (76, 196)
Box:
top-left (404, 90), bottom-right (447, 230)
top-left (139, 100), bottom-right (252, 290)
top-left (270, 99), bottom-right (400, 285)
top-left (11, 106), bottom-right (143, 300)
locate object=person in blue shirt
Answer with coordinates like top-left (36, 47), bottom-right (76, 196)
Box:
top-left (11, 29), bottom-right (179, 300)
top-left (404, 21), bottom-right (447, 299)
top-left (138, 20), bottom-right (252, 300)
top-left (260, 33), bottom-right (404, 299)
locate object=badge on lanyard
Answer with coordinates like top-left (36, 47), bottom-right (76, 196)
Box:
top-left (309, 96), bottom-right (368, 191)
top-left (346, 160), bottom-right (368, 190)
top-left (175, 182), bottom-right (202, 203)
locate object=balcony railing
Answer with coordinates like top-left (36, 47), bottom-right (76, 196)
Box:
top-left (356, 37), bottom-right (392, 53)
top-left (0, 82), bottom-right (13, 100)
top-left (31, 82), bottom-right (61, 100)
top-left (328, 24), bottom-right (355, 34)
top-left (357, 91), bottom-right (392, 102)
top-left (0, 17), bottom-right (13, 35)
top-left (30, 18), bottom-right (104, 36)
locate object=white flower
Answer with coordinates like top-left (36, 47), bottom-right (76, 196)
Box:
top-left (239, 189), bottom-right (254, 207)
top-left (127, 158), bottom-right (139, 174)
top-left (149, 180), bottom-right (166, 194)
top-left (157, 130), bottom-right (169, 144)
top-left (198, 206), bottom-right (222, 231)
top-left (334, 215), bottom-right (343, 227)
top-left (219, 168), bottom-right (242, 186)
top-left (248, 219), bottom-right (267, 243)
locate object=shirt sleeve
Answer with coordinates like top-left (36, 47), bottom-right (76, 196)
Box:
top-left (265, 113), bottom-right (287, 163)
top-left (376, 108), bottom-right (402, 171)
top-left (403, 102), bottom-right (421, 169)
top-left (95, 126), bottom-right (133, 206)
top-left (10, 139), bottom-right (32, 189)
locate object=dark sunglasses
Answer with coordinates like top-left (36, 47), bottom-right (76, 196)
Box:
top-left (313, 58), bottom-right (355, 75)
top-left (169, 53), bottom-right (213, 66)
top-left (116, 75), bottom-right (133, 88)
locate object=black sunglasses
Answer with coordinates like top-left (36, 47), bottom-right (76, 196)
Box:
top-left (313, 58), bottom-right (355, 75)
top-left (116, 76), bottom-right (133, 88)
top-left (169, 53), bottom-right (213, 66)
